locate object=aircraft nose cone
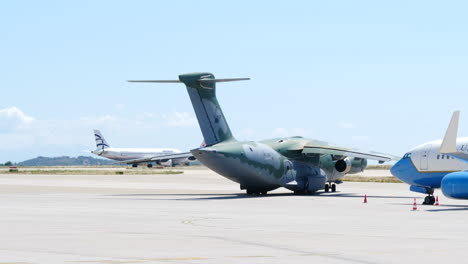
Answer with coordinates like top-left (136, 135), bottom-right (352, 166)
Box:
top-left (390, 161), bottom-right (402, 178)
top-left (390, 163), bottom-right (400, 176)
top-left (390, 159), bottom-right (410, 184)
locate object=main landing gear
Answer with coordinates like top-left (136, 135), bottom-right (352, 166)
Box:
top-left (246, 189), bottom-right (268, 195)
top-left (324, 183), bottom-right (336, 193)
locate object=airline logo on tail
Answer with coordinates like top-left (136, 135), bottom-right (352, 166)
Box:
top-left (94, 129), bottom-right (110, 150)
top-left (95, 134), bottom-right (109, 149)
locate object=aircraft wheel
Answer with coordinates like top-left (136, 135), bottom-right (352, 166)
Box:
top-left (324, 184), bottom-right (330, 193)
top-left (132, 164), bottom-right (138, 168)
top-left (331, 184), bottom-right (336, 192)
top-left (260, 191), bottom-right (268, 195)
top-left (423, 196), bottom-right (435, 205)
top-left (423, 196), bottom-right (429, 205)
top-left (147, 163), bottom-right (153, 168)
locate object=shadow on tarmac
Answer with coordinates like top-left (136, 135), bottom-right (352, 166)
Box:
top-left (425, 204), bottom-right (468, 212)
top-left (387, 202), bottom-right (468, 211)
top-left (106, 193), bottom-right (294, 200)
top-left (105, 192), bottom-right (416, 201)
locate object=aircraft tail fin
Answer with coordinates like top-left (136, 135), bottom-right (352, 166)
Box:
top-left (129, 73), bottom-right (249, 146)
top-left (94, 129), bottom-right (110, 150)
top-left (440, 111), bottom-right (460, 153)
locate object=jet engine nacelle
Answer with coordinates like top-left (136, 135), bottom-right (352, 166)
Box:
top-left (319, 156), bottom-right (367, 182)
top-left (349, 158), bottom-right (367, 174)
top-left (334, 158), bottom-right (352, 174)
top-left (441, 172), bottom-right (468, 199)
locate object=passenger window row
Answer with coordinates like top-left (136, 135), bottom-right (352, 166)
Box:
top-left (437, 154), bottom-right (454, 160)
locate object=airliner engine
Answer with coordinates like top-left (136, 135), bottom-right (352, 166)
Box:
top-left (441, 172), bottom-right (468, 199)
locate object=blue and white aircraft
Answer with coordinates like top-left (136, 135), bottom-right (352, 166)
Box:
top-left (391, 111), bottom-right (468, 205)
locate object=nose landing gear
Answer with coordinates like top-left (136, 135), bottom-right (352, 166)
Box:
top-left (422, 188), bottom-right (436, 205)
top-left (423, 195), bottom-right (436, 205)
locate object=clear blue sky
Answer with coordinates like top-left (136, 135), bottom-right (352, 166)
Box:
top-left (1, 1), bottom-right (467, 162)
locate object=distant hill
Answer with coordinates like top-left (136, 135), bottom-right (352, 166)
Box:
top-left (18, 156), bottom-right (114, 166)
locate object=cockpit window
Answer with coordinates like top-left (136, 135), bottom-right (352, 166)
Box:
top-left (403, 153), bottom-right (412, 159)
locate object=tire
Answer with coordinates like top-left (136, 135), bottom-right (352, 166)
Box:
top-left (325, 184), bottom-right (330, 193)
top-left (132, 164), bottom-right (138, 168)
top-left (423, 196), bottom-right (431, 205)
top-left (331, 184), bottom-right (336, 192)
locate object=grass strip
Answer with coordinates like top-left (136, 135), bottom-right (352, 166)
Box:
top-left (1, 170), bottom-right (183, 175)
top-left (365, 165), bottom-right (393, 170)
top-left (342, 176), bottom-right (402, 183)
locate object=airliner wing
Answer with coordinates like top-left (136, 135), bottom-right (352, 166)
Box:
top-left (439, 111), bottom-right (468, 161)
top-left (116, 152), bottom-right (195, 165)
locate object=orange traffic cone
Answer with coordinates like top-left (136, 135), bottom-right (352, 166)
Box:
top-left (412, 198), bottom-right (418, 211)
top-left (363, 194), bottom-right (368, 203)
top-left (435, 196), bottom-right (440, 206)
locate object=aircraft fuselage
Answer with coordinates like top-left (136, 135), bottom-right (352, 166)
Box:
top-left (93, 148), bottom-right (181, 162)
top-left (391, 138), bottom-right (468, 188)
top-left (192, 137), bottom-right (367, 193)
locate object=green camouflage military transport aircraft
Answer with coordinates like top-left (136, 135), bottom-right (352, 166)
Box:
top-left (127, 72), bottom-right (393, 195)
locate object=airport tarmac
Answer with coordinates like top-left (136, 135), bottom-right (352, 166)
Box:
top-left (0, 169), bottom-right (467, 264)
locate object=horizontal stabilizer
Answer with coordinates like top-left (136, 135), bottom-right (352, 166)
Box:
top-left (128, 73), bottom-right (248, 146)
top-left (128, 80), bottom-right (182, 83)
top-left (198, 78), bottom-right (250, 83)
top-left (128, 78), bottom-right (249, 83)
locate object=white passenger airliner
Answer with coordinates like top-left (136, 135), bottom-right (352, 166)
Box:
top-left (91, 129), bottom-right (185, 167)
top-left (391, 111), bottom-right (468, 204)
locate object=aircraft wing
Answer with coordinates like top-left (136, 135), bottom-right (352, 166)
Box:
top-left (298, 140), bottom-right (395, 163)
top-left (301, 146), bottom-right (393, 162)
top-left (116, 152), bottom-right (195, 165)
top-left (439, 111), bottom-right (468, 161)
